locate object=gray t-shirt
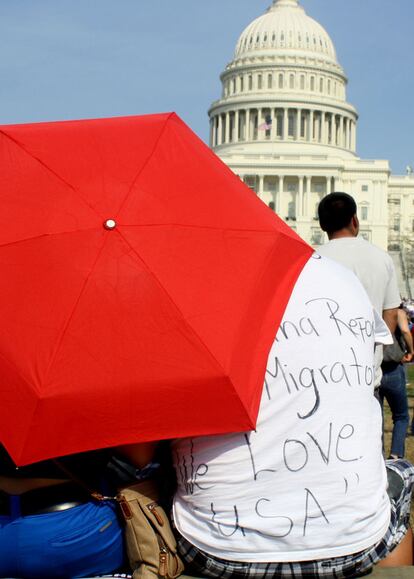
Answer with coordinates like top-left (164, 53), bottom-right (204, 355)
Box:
top-left (318, 237), bottom-right (400, 388)
top-left (317, 237), bottom-right (400, 314)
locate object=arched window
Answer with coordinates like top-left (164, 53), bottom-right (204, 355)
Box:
top-left (232, 78), bottom-right (236, 94)
top-left (258, 74), bottom-right (263, 89)
top-left (300, 75), bottom-right (305, 90)
top-left (248, 75), bottom-right (253, 90)
top-left (327, 80), bottom-right (331, 94)
top-left (310, 76), bottom-right (315, 91)
top-left (278, 74), bottom-right (284, 89)
top-left (268, 74), bottom-right (273, 89)
top-left (240, 76), bottom-right (244, 92)
top-left (319, 78), bottom-right (324, 92)
top-left (289, 74), bottom-right (295, 89)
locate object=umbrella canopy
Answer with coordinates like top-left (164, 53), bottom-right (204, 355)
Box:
top-left (0, 112), bottom-right (312, 465)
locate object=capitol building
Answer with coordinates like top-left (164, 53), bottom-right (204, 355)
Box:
top-left (208, 0), bottom-right (414, 291)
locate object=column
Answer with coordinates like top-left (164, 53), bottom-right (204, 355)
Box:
top-left (306, 176), bottom-right (311, 215)
top-left (218, 114), bottom-right (223, 145)
top-left (321, 112), bottom-right (326, 144)
top-left (277, 176), bottom-right (284, 214)
top-left (346, 118), bottom-right (351, 149)
top-left (246, 109), bottom-right (251, 141)
top-left (259, 175), bottom-right (264, 199)
top-left (259, 108), bottom-right (264, 139)
top-left (326, 176), bottom-right (331, 195)
top-left (296, 109), bottom-right (302, 140)
top-left (339, 116), bottom-right (344, 147)
top-left (298, 177), bottom-right (304, 217)
top-left (310, 110), bottom-right (314, 141)
top-left (351, 121), bottom-right (357, 151)
top-left (225, 112), bottom-right (230, 143)
top-left (283, 108), bottom-right (288, 140)
top-left (271, 108), bottom-right (277, 141)
top-left (209, 118), bottom-right (214, 147)
top-left (235, 110), bottom-right (240, 142)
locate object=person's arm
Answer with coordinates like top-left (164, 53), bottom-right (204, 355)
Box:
top-left (382, 307), bottom-right (398, 333)
top-left (398, 309), bottom-right (414, 362)
top-left (116, 442), bottom-right (157, 469)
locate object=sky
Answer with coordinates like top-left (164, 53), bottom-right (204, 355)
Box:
top-left (0, 0), bottom-right (412, 174)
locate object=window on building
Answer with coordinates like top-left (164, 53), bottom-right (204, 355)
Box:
top-left (288, 112), bottom-right (295, 137)
top-left (311, 229), bottom-right (324, 245)
top-left (240, 76), bottom-right (244, 92)
top-left (287, 200), bottom-right (296, 220)
top-left (320, 78), bottom-right (324, 92)
top-left (276, 113), bottom-right (283, 137)
top-left (289, 74), bottom-right (295, 89)
top-left (244, 175), bottom-right (258, 193)
top-left (361, 206), bottom-right (368, 220)
top-left (232, 78), bottom-right (236, 94)
top-left (258, 74), bottom-right (262, 89)
top-left (361, 185), bottom-right (368, 192)
top-left (301, 113), bottom-right (306, 138)
top-left (267, 74), bottom-right (273, 89)
top-left (300, 75), bottom-right (305, 90)
top-left (310, 76), bottom-right (315, 91)
top-left (278, 74), bottom-right (284, 89)
top-left (248, 75), bottom-right (253, 90)
top-left (327, 80), bottom-right (331, 94)
top-left (393, 216), bottom-right (401, 232)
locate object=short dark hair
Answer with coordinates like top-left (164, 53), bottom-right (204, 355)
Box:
top-left (318, 192), bottom-right (357, 234)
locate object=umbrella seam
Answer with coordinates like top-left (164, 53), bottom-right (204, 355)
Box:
top-left (0, 129), bottom-right (101, 221)
top-left (114, 113), bottom-right (175, 219)
top-left (119, 223), bottom-right (300, 233)
top-left (0, 350), bottom-right (41, 464)
top-left (115, 227), bottom-right (231, 379)
top-left (41, 233), bottom-right (111, 388)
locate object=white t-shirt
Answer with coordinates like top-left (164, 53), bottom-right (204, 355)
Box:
top-left (172, 254), bottom-right (391, 563)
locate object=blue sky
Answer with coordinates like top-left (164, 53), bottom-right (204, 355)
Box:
top-left (0, 0), bottom-right (412, 174)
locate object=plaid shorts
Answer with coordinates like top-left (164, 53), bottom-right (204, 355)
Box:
top-left (177, 459), bottom-right (414, 578)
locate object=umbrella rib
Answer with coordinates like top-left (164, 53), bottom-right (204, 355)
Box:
top-left (116, 229), bottom-right (228, 376)
top-left (42, 234), bottom-right (109, 387)
top-left (0, 228), bottom-right (99, 251)
top-left (115, 113), bottom-right (174, 219)
top-left (0, 130), bottom-right (101, 220)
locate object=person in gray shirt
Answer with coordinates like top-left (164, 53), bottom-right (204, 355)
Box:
top-left (317, 192), bottom-right (400, 389)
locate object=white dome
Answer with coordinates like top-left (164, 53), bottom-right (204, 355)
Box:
top-left (235, 0), bottom-right (337, 64)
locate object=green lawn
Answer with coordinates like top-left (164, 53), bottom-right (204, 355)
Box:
top-left (383, 363), bottom-right (414, 520)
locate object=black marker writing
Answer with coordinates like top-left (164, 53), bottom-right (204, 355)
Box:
top-left (303, 488), bottom-right (329, 536)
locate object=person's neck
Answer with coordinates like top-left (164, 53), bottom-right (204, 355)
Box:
top-left (328, 229), bottom-right (356, 240)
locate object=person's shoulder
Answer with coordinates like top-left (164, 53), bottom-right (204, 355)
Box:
top-left (302, 251), bottom-right (366, 289)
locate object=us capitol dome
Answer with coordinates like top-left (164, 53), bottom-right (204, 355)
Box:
top-left (208, 0), bottom-right (414, 281)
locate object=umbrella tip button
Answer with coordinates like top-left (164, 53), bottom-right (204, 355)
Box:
top-left (104, 219), bottom-right (117, 230)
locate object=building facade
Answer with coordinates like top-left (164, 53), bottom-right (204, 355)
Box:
top-left (208, 0), bottom-right (414, 253)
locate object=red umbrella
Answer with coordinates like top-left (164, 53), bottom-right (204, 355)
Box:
top-left (0, 113), bottom-right (312, 465)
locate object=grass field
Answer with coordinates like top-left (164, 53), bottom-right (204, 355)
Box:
top-left (383, 364), bottom-right (414, 459)
top-left (383, 363), bottom-right (414, 520)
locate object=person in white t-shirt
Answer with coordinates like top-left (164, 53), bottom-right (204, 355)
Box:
top-left (317, 192), bottom-right (401, 392)
top-left (171, 254), bottom-right (414, 578)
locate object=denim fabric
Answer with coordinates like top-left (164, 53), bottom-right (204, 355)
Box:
top-left (379, 364), bottom-right (409, 457)
top-left (0, 500), bottom-right (124, 578)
